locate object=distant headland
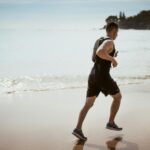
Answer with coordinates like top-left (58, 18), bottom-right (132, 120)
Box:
top-left (104, 10), bottom-right (150, 30)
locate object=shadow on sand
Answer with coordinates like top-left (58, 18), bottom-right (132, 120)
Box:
top-left (72, 135), bottom-right (139, 150)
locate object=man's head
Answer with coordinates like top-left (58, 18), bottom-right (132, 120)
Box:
top-left (106, 22), bottom-right (119, 40)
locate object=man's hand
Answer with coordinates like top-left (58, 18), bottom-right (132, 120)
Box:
top-left (112, 58), bottom-right (118, 68)
top-left (114, 51), bottom-right (118, 57)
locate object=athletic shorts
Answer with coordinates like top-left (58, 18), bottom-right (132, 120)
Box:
top-left (86, 73), bottom-right (120, 98)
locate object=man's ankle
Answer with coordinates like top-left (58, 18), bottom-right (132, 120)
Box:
top-left (75, 127), bottom-right (82, 131)
top-left (108, 121), bottom-right (114, 125)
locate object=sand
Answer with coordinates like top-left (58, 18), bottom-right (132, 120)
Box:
top-left (0, 80), bottom-right (150, 150)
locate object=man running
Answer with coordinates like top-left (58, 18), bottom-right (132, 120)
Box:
top-left (72, 22), bottom-right (122, 141)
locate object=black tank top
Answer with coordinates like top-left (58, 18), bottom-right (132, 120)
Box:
top-left (90, 38), bottom-right (116, 79)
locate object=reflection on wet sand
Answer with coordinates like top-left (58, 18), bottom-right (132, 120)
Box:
top-left (106, 136), bottom-right (139, 150)
top-left (72, 139), bottom-right (86, 150)
top-left (72, 136), bottom-right (139, 150)
top-left (106, 137), bottom-right (122, 150)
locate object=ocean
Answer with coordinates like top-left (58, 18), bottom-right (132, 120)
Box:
top-left (0, 28), bottom-right (150, 94)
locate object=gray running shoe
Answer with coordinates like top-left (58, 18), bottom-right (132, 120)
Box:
top-left (106, 122), bottom-right (123, 131)
top-left (72, 128), bottom-right (87, 141)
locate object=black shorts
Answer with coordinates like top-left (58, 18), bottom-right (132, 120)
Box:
top-left (86, 73), bottom-right (120, 98)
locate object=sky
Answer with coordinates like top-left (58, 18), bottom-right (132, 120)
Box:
top-left (0, 0), bottom-right (150, 29)
top-left (0, 0), bottom-right (150, 4)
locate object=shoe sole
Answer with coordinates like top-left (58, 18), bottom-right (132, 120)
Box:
top-left (106, 126), bottom-right (123, 131)
top-left (72, 132), bottom-right (87, 141)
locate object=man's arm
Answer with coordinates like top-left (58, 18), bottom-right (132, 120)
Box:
top-left (96, 40), bottom-right (118, 67)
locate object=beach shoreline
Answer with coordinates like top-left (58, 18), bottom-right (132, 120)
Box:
top-left (0, 80), bottom-right (150, 150)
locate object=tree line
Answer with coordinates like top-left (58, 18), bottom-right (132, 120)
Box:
top-left (105, 10), bottom-right (150, 29)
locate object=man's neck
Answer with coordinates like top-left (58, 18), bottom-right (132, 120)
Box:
top-left (106, 34), bottom-right (113, 40)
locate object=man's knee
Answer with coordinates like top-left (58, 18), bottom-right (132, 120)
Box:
top-left (112, 92), bottom-right (122, 101)
top-left (85, 96), bottom-right (96, 108)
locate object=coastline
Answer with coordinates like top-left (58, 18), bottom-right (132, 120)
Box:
top-left (0, 80), bottom-right (150, 150)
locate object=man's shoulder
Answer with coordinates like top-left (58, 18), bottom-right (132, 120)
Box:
top-left (103, 39), bottom-right (114, 46)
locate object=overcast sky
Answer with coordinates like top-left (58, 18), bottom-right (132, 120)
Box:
top-left (0, 0), bottom-right (149, 29)
top-left (0, 0), bottom-right (150, 4)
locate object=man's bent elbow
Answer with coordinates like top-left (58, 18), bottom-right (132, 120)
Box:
top-left (96, 51), bottom-right (105, 59)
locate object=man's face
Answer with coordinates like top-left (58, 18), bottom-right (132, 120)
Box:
top-left (111, 28), bottom-right (118, 40)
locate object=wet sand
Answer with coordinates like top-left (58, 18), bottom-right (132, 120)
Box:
top-left (0, 81), bottom-right (150, 150)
